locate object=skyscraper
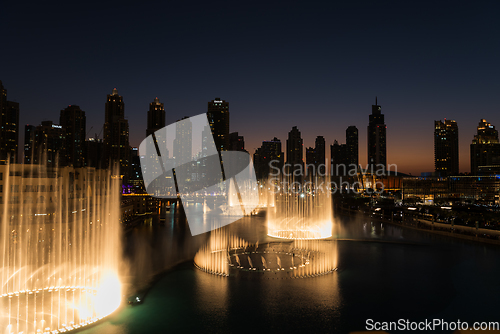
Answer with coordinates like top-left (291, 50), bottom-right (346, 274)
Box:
top-left (331, 140), bottom-right (348, 176)
top-left (367, 98), bottom-right (386, 172)
top-left (207, 98), bottom-right (229, 151)
top-left (0, 81), bottom-right (19, 164)
top-left (286, 126), bottom-right (304, 178)
top-left (60, 105), bottom-right (86, 167)
top-left (306, 136), bottom-right (325, 176)
top-left (470, 119), bottom-right (500, 175)
top-left (346, 125), bottom-right (358, 171)
top-left (253, 137), bottom-right (284, 181)
top-left (146, 97), bottom-right (165, 137)
top-left (103, 88), bottom-right (130, 179)
top-left (434, 119), bottom-right (459, 176)
top-left (33, 121), bottom-right (66, 166)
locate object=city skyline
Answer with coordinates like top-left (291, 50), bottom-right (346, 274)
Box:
top-left (4, 82), bottom-right (499, 176)
top-left (1, 1), bottom-right (499, 175)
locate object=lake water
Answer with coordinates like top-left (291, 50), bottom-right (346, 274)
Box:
top-left (81, 210), bottom-right (500, 333)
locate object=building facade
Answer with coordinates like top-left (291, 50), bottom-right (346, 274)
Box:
top-left (367, 98), bottom-right (387, 172)
top-left (286, 126), bottom-right (303, 178)
top-left (0, 81), bottom-right (19, 164)
top-left (146, 97), bottom-right (165, 137)
top-left (470, 119), bottom-right (500, 175)
top-left (207, 98), bottom-right (229, 151)
top-left (60, 105), bottom-right (86, 167)
top-left (434, 119), bottom-right (459, 176)
top-left (103, 88), bottom-right (130, 179)
top-left (253, 137), bottom-right (284, 182)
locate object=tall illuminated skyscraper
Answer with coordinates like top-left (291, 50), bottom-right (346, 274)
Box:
top-left (207, 98), bottom-right (229, 151)
top-left (0, 81), bottom-right (19, 164)
top-left (470, 119), bottom-right (500, 175)
top-left (367, 98), bottom-right (386, 172)
top-left (434, 119), bottom-right (459, 176)
top-left (103, 88), bottom-right (129, 179)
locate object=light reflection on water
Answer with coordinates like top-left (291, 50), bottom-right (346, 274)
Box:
top-left (80, 211), bottom-right (500, 334)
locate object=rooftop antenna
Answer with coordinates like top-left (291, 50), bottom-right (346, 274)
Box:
top-left (376, 96), bottom-right (378, 105)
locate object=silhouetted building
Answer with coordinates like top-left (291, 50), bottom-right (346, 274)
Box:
top-left (367, 98), bottom-right (386, 172)
top-left (24, 124), bottom-right (36, 164)
top-left (331, 126), bottom-right (358, 177)
top-left (129, 147), bottom-right (144, 191)
top-left (331, 140), bottom-right (348, 176)
top-left (254, 137), bottom-right (284, 181)
top-left (306, 136), bottom-right (325, 176)
top-left (60, 105), bottom-right (86, 167)
top-left (286, 126), bottom-right (303, 178)
top-left (146, 97), bottom-right (165, 137)
top-left (434, 119), bottom-right (459, 176)
top-left (470, 119), bottom-right (500, 175)
top-left (0, 81), bottom-right (19, 164)
top-left (103, 88), bottom-right (130, 179)
top-left (86, 137), bottom-right (104, 168)
top-left (207, 98), bottom-right (229, 151)
top-left (346, 125), bottom-right (358, 172)
top-left (33, 121), bottom-right (66, 166)
top-left (229, 132), bottom-right (245, 152)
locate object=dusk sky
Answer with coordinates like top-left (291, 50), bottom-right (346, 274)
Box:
top-left (1, 1), bottom-right (499, 175)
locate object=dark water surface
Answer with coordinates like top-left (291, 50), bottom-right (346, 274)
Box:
top-left (81, 211), bottom-right (500, 333)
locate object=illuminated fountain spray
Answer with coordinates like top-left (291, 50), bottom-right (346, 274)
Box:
top-left (0, 164), bottom-right (122, 334)
top-left (195, 231), bottom-right (338, 278)
top-left (194, 228), bottom-right (251, 276)
top-left (267, 175), bottom-right (333, 239)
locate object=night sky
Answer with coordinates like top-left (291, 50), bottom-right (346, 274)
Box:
top-left (1, 1), bottom-right (499, 175)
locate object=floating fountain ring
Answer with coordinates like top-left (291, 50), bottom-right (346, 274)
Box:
top-left (194, 239), bottom-right (337, 279)
top-left (0, 283), bottom-right (120, 334)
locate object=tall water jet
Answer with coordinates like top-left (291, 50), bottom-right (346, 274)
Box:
top-left (194, 229), bottom-right (251, 276)
top-left (0, 163), bottom-right (122, 334)
top-left (267, 175), bottom-right (333, 239)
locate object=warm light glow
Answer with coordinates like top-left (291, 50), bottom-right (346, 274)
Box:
top-left (94, 271), bottom-right (122, 316)
top-left (267, 177), bottom-right (333, 240)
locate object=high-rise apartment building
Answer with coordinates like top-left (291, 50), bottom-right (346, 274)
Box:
top-left (331, 126), bottom-right (359, 176)
top-left (253, 137), bottom-right (284, 181)
top-left (103, 88), bottom-right (129, 179)
top-left (33, 121), bottom-right (66, 166)
top-left (434, 119), bottom-right (459, 176)
top-left (207, 98), bottom-right (229, 151)
top-left (470, 119), bottom-right (500, 175)
top-left (286, 126), bottom-right (304, 179)
top-left (60, 105), bottom-right (86, 167)
top-left (146, 97), bottom-right (165, 137)
top-left (0, 81), bottom-right (19, 164)
top-left (367, 98), bottom-right (386, 172)
top-left (306, 136), bottom-right (325, 176)
top-left (346, 125), bottom-right (358, 170)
